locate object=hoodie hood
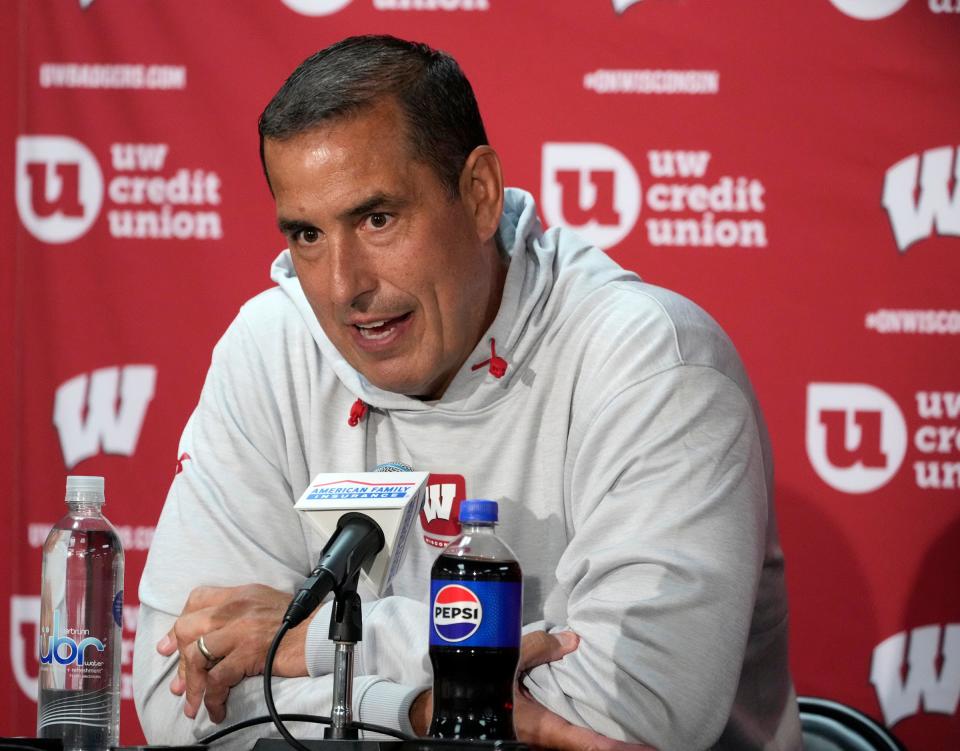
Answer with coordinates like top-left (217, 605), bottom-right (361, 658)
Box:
top-left (270, 188), bottom-right (638, 415)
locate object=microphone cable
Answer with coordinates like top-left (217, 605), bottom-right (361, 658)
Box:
top-left (199, 620), bottom-right (413, 745)
top-left (264, 622), bottom-right (312, 751)
top-left (200, 714), bottom-right (412, 745)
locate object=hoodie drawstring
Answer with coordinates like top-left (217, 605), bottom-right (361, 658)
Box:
top-left (349, 339), bottom-right (506, 425)
top-left (348, 398), bottom-right (368, 427)
top-left (471, 338), bottom-right (508, 379)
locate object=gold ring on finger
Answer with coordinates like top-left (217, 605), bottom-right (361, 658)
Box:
top-left (197, 634), bottom-right (222, 666)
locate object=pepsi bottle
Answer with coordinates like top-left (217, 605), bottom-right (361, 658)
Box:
top-left (428, 499), bottom-right (522, 740)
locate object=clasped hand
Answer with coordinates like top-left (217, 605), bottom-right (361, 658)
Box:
top-left (157, 584), bottom-right (310, 724)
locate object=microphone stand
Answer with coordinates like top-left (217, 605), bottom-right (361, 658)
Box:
top-left (326, 572), bottom-right (363, 740)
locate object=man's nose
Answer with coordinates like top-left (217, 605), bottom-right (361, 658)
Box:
top-left (327, 236), bottom-right (376, 308)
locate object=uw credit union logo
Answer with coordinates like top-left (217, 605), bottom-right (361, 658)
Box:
top-left (280, 0), bottom-right (353, 14)
top-left (827, 0), bottom-right (909, 20)
top-left (541, 142), bottom-right (641, 250)
top-left (16, 134), bottom-right (224, 244)
top-left (806, 383), bottom-right (907, 494)
top-left (16, 135), bottom-right (104, 244)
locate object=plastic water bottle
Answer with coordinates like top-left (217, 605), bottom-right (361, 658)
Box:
top-left (428, 499), bottom-right (522, 740)
top-left (37, 476), bottom-right (124, 750)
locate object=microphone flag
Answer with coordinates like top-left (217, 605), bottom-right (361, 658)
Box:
top-left (294, 469), bottom-right (428, 595)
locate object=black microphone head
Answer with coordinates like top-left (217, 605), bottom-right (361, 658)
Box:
top-left (374, 461), bottom-right (413, 472)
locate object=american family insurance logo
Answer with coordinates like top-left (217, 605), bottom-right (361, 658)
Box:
top-left (806, 383), bottom-right (960, 493)
top-left (16, 135), bottom-right (223, 244)
top-left (541, 142), bottom-right (767, 251)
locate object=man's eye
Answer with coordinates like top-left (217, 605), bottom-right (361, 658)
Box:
top-left (297, 228), bottom-right (320, 244)
top-left (366, 213), bottom-right (391, 230)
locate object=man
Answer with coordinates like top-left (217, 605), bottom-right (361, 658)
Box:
top-left (134, 35), bottom-right (801, 750)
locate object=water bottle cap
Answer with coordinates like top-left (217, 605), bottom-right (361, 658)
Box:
top-left (459, 499), bottom-right (498, 524)
top-left (66, 475), bottom-right (104, 494)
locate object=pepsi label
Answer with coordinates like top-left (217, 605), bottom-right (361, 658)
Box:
top-left (430, 579), bottom-right (521, 648)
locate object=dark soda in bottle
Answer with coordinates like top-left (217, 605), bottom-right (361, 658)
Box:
top-left (428, 499), bottom-right (522, 740)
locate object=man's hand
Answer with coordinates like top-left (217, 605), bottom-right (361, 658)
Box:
top-left (410, 631), bottom-right (655, 751)
top-left (156, 584), bottom-right (312, 724)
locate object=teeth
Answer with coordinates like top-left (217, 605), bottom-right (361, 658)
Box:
top-left (356, 320), bottom-right (389, 329)
top-left (358, 325), bottom-right (394, 340)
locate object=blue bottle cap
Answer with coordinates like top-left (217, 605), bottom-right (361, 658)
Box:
top-left (459, 499), bottom-right (498, 523)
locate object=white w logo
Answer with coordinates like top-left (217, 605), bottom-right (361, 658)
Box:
top-left (882, 145), bottom-right (960, 252)
top-left (53, 365), bottom-right (157, 469)
top-left (421, 483), bottom-right (458, 523)
top-left (870, 623), bottom-right (960, 726)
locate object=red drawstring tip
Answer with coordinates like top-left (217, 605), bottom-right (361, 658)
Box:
top-left (470, 338), bottom-right (508, 379)
top-left (348, 398), bottom-right (367, 427)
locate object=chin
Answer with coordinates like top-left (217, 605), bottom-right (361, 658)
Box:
top-left (363, 370), bottom-right (431, 398)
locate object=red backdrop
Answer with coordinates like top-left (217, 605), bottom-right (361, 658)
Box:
top-left (3, 1), bottom-right (959, 748)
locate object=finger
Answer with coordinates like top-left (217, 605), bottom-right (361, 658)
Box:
top-left (182, 630), bottom-right (226, 719)
top-left (157, 628), bottom-right (178, 656)
top-left (202, 658), bottom-right (247, 725)
top-left (168, 654), bottom-right (187, 696)
top-left (182, 644), bottom-right (208, 720)
top-left (514, 690), bottom-right (573, 749)
top-left (160, 587), bottom-right (237, 662)
top-left (170, 606), bottom-right (228, 654)
top-left (519, 630), bottom-right (580, 671)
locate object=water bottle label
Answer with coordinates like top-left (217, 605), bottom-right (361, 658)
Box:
top-left (430, 580), bottom-right (521, 648)
top-left (113, 590), bottom-right (123, 627)
top-left (38, 612), bottom-right (106, 668)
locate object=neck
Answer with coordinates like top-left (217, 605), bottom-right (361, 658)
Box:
top-left (414, 240), bottom-right (509, 402)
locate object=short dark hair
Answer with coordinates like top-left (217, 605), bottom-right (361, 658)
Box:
top-left (258, 35), bottom-right (489, 198)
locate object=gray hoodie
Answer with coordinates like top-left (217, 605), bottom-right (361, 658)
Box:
top-left (134, 189), bottom-right (801, 750)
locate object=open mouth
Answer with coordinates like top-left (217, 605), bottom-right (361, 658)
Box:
top-left (354, 312), bottom-right (412, 340)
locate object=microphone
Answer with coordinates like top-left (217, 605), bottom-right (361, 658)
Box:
top-left (285, 462), bottom-right (428, 626)
top-left (284, 511), bottom-right (384, 626)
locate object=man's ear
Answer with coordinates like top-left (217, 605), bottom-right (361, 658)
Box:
top-left (460, 145), bottom-right (504, 244)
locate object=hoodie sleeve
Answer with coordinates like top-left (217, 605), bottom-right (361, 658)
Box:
top-left (133, 310), bottom-right (427, 743)
top-left (521, 364), bottom-right (768, 751)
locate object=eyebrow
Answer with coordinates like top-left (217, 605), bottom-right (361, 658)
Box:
top-left (276, 192), bottom-right (409, 235)
top-left (338, 192), bottom-right (408, 221)
top-left (277, 218), bottom-right (314, 236)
